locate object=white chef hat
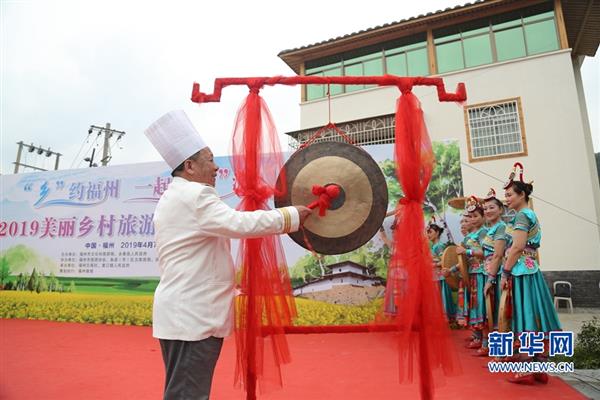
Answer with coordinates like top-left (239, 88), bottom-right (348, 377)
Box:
top-left (144, 110), bottom-right (207, 170)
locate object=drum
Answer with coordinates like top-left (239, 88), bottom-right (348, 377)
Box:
top-left (441, 245), bottom-right (469, 290)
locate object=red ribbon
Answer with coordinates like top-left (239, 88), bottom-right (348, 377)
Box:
top-left (306, 185), bottom-right (340, 216)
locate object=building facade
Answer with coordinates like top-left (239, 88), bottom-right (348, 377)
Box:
top-left (293, 261), bottom-right (385, 296)
top-left (279, 0), bottom-right (600, 306)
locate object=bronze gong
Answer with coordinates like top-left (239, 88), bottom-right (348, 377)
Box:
top-left (275, 141), bottom-right (388, 255)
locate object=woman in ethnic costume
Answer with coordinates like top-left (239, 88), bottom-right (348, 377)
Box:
top-left (456, 196), bottom-right (488, 349)
top-left (427, 220), bottom-right (456, 322)
top-left (453, 214), bottom-right (471, 327)
top-left (501, 163), bottom-right (561, 384)
top-left (475, 188), bottom-right (507, 356)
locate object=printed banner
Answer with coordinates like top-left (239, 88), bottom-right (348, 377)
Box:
top-left (0, 142), bottom-right (463, 325)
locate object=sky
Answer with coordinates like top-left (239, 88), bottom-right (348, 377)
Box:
top-left (1, 0), bottom-right (598, 174)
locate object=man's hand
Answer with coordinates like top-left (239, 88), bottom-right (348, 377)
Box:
top-left (455, 246), bottom-right (466, 255)
top-left (294, 206), bottom-right (313, 225)
top-left (484, 281), bottom-right (493, 295)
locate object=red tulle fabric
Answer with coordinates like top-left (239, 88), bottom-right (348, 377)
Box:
top-left (384, 80), bottom-right (460, 400)
top-left (230, 84), bottom-right (296, 399)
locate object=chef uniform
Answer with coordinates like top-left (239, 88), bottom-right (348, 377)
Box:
top-left (145, 110), bottom-right (300, 400)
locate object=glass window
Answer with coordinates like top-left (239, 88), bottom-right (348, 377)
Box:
top-left (436, 41), bottom-right (464, 73)
top-left (306, 61), bottom-right (341, 75)
top-left (462, 26), bottom-right (490, 38)
top-left (323, 67), bottom-right (343, 96)
top-left (402, 42), bottom-right (428, 51)
top-left (363, 57), bottom-right (383, 88)
top-left (494, 18), bottom-right (521, 30)
top-left (523, 10), bottom-right (554, 23)
top-left (494, 27), bottom-right (526, 61)
top-left (434, 33), bottom-right (461, 44)
top-left (306, 72), bottom-right (324, 101)
top-left (463, 34), bottom-right (493, 67)
top-left (363, 58), bottom-right (383, 76)
top-left (305, 66), bottom-right (324, 75)
top-left (344, 63), bottom-right (364, 92)
top-left (386, 53), bottom-right (407, 76)
top-left (525, 19), bottom-right (559, 55)
top-left (407, 48), bottom-right (429, 76)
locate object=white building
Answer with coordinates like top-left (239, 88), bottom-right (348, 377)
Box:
top-left (279, 0), bottom-right (600, 306)
top-left (293, 261), bottom-right (385, 296)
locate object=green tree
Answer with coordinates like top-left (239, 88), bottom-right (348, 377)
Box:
top-left (0, 256), bottom-right (11, 287)
top-left (379, 142), bottom-right (463, 217)
top-left (37, 273), bottom-right (48, 293)
top-left (290, 253), bottom-right (338, 285)
top-left (379, 159), bottom-right (403, 208)
top-left (27, 268), bottom-right (38, 292)
top-left (48, 272), bottom-right (59, 292)
top-left (425, 141), bottom-right (463, 216)
top-left (338, 240), bottom-right (391, 279)
top-left (69, 280), bottom-right (76, 293)
top-left (16, 273), bottom-right (26, 290)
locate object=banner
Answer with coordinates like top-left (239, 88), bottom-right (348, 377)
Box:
top-left (0, 141), bottom-right (463, 325)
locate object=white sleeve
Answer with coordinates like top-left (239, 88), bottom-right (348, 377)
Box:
top-left (194, 189), bottom-right (300, 238)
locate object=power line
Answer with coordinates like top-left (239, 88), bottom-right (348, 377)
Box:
top-left (460, 161), bottom-right (599, 227)
top-left (69, 132), bottom-right (92, 169)
top-left (78, 133), bottom-right (101, 168)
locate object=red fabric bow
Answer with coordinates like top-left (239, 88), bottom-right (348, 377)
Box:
top-left (307, 185), bottom-right (340, 216)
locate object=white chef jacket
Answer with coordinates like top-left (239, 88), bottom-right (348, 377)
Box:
top-left (152, 177), bottom-right (300, 341)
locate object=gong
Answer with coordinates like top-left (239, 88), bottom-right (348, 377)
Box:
top-left (275, 141), bottom-right (388, 255)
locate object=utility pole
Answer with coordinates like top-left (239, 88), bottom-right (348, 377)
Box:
top-left (13, 141), bottom-right (62, 174)
top-left (87, 123), bottom-right (125, 166)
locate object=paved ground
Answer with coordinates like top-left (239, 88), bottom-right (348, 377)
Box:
top-left (555, 308), bottom-right (600, 399)
top-left (557, 308), bottom-right (600, 338)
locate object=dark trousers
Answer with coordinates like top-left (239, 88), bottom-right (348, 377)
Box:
top-left (159, 336), bottom-right (224, 400)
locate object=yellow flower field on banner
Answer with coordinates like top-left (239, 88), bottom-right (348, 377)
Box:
top-left (0, 292), bottom-right (382, 327)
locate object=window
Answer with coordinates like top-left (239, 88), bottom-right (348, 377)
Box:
top-left (463, 31), bottom-right (493, 68)
top-left (524, 13), bottom-right (559, 55)
top-left (464, 98), bottom-right (527, 162)
top-left (435, 5), bottom-right (559, 74)
top-left (306, 63), bottom-right (343, 100)
top-left (405, 46), bottom-right (429, 76)
top-left (436, 38), bottom-right (464, 73)
top-left (303, 38), bottom-right (428, 100)
top-left (494, 22), bottom-right (527, 61)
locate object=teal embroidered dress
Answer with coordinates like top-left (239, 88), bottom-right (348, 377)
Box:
top-left (505, 208), bottom-right (561, 334)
